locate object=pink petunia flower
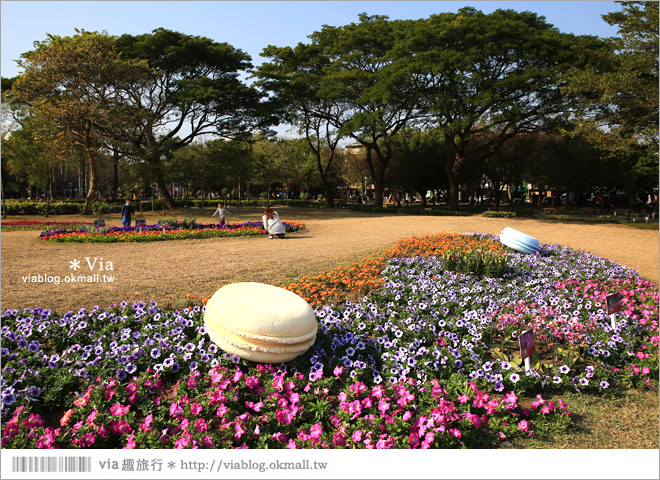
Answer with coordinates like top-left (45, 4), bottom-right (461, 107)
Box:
top-left (60, 409), bottom-right (75, 426)
top-left (175, 435), bottom-right (190, 449)
top-left (195, 418), bottom-right (208, 433)
top-left (275, 409), bottom-right (293, 425)
top-left (73, 393), bottom-right (90, 407)
top-left (272, 432), bottom-right (288, 443)
top-left (378, 398), bottom-right (391, 414)
top-left (123, 433), bottom-right (137, 449)
top-left (79, 432), bottom-right (95, 447)
top-left (201, 435), bottom-right (213, 448)
top-left (110, 402), bottom-right (130, 417)
top-left (332, 432), bottom-right (346, 447)
top-left (310, 423), bottom-right (322, 439)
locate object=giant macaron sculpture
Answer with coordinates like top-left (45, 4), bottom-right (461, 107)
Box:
top-left (499, 227), bottom-right (540, 254)
top-left (204, 282), bottom-right (318, 363)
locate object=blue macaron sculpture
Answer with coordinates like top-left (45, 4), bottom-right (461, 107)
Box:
top-left (499, 227), bottom-right (540, 254)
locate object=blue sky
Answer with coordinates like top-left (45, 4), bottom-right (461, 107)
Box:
top-left (2, 1), bottom-right (621, 78)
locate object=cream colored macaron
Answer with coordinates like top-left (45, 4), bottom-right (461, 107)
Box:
top-left (204, 282), bottom-right (318, 363)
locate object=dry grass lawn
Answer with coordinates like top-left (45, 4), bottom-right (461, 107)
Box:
top-left (2, 206), bottom-right (658, 312)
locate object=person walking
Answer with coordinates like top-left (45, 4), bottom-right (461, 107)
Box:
top-left (212, 203), bottom-right (230, 225)
top-left (262, 207), bottom-right (286, 239)
top-left (121, 199), bottom-right (134, 227)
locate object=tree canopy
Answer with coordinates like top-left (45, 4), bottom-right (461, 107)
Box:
top-left (112, 28), bottom-right (267, 208)
top-left (394, 7), bottom-right (607, 209)
top-left (2, 5), bottom-right (655, 212)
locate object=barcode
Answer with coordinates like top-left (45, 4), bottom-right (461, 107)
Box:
top-left (11, 456), bottom-right (91, 473)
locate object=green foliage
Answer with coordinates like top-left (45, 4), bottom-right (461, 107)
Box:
top-left (545, 214), bottom-right (659, 230)
top-left (344, 204), bottom-right (468, 216)
top-left (9, 30), bottom-right (145, 214)
top-left (563, 1), bottom-right (658, 180)
top-left (482, 210), bottom-right (535, 218)
top-left (157, 217), bottom-right (179, 227)
top-left (91, 201), bottom-right (121, 215)
top-left (442, 248), bottom-right (510, 278)
top-left (180, 215), bottom-right (198, 229)
top-left (2, 200), bottom-right (84, 215)
top-left (397, 8), bottom-right (607, 209)
top-left (113, 28), bottom-right (266, 208)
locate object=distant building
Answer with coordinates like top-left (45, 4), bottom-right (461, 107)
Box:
top-left (345, 142), bottom-right (364, 154)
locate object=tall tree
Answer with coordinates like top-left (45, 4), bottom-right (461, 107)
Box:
top-left (564, 1), bottom-right (658, 192)
top-left (397, 8), bottom-right (605, 210)
top-left (9, 31), bottom-right (142, 214)
top-left (258, 42), bottom-right (350, 207)
top-left (288, 14), bottom-right (423, 208)
top-left (112, 29), bottom-right (266, 209)
top-left (388, 128), bottom-right (448, 205)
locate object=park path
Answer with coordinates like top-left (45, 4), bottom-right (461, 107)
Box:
top-left (2, 208), bottom-right (658, 312)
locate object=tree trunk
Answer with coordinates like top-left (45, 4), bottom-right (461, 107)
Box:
top-left (493, 182), bottom-right (502, 210)
top-left (81, 125), bottom-right (97, 215)
top-left (1, 175), bottom-right (6, 218)
top-left (237, 175), bottom-right (241, 210)
top-left (78, 156), bottom-right (85, 199)
top-left (445, 138), bottom-right (460, 211)
top-left (148, 158), bottom-right (174, 209)
top-left (112, 149), bottom-right (119, 201)
top-left (45, 177), bottom-right (52, 218)
top-left (324, 183), bottom-right (335, 208)
top-left (82, 156), bottom-right (96, 215)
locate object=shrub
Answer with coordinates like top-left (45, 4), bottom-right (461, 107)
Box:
top-left (442, 247), bottom-right (510, 278)
top-left (345, 204), bottom-right (468, 216)
top-left (482, 210), bottom-right (535, 218)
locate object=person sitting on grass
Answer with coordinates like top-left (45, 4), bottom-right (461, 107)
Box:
top-left (262, 207), bottom-right (286, 239)
top-left (212, 202), bottom-right (230, 226)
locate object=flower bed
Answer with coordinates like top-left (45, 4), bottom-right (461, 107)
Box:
top-left (2, 221), bottom-right (94, 232)
top-left (1, 233), bottom-right (657, 449)
top-left (38, 221), bottom-right (306, 243)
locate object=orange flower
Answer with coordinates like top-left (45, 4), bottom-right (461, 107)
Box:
top-left (283, 233), bottom-right (503, 306)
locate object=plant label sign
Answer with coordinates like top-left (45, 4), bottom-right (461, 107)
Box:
top-left (135, 220), bottom-right (146, 226)
top-left (606, 293), bottom-right (623, 315)
top-left (519, 329), bottom-right (536, 360)
top-left (94, 219), bottom-right (105, 229)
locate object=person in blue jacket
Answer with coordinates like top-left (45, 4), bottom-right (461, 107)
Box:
top-left (121, 200), bottom-right (134, 227)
